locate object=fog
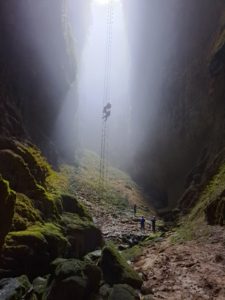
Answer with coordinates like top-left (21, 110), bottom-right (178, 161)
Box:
top-left (76, 0), bottom-right (131, 168)
top-left (8, 0), bottom-right (216, 207)
top-left (65, 0), bottom-right (217, 207)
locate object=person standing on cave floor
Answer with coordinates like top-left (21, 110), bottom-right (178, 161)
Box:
top-left (133, 204), bottom-right (137, 216)
top-left (140, 216), bottom-right (145, 232)
top-left (151, 216), bottom-right (156, 233)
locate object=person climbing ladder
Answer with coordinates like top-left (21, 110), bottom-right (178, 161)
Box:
top-left (103, 102), bottom-right (112, 121)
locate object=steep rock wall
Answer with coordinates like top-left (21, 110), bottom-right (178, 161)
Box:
top-left (123, 0), bottom-right (225, 209)
top-left (0, 0), bottom-right (91, 163)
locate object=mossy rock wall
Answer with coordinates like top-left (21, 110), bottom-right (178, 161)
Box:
top-left (0, 140), bottom-right (102, 277)
top-left (0, 176), bottom-right (16, 249)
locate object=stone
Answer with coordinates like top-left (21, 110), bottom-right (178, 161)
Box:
top-left (0, 275), bottom-right (32, 300)
top-left (1, 223), bottom-right (68, 277)
top-left (32, 277), bottom-right (48, 298)
top-left (99, 284), bottom-right (112, 299)
top-left (44, 276), bottom-right (87, 300)
top-left (44, 258), bottom-right (102, 300)
top-left (61, 212), bottom-right (103, 258)
top-left (61, 194), bottom-right (90, 219)
top-left (99, 244), bottom-right (143, 289)
top-left (108, 284), bottom-right (139, 300)
top-left (84, 250), bottom-right (102, 263)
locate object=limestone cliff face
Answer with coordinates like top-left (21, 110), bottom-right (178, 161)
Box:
top-left (0, 0), bottom-right (90, 163)
top-left (123, 0), bottom-right (225, 209)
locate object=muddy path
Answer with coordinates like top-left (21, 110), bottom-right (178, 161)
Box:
top-left (80, 194), bottom-right (225, 300)
top-left (134, 226), bottom-right (225, 300)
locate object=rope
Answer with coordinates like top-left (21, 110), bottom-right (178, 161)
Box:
top-left (99, 0), bottom-right (114, 190)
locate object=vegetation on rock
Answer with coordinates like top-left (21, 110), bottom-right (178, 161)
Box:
top-left (99, 243), bottom-right (143, 289)
top-left (0, 141), bottom-right (102, 278)
top-left (0, 176), bottom-right (16, 249)
top-left (43, 258), bottom-right (101, 300)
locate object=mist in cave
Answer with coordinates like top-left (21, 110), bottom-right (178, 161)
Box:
top-left (55, 0), bottom-right (218, 208)
top-left (76, 0), bottom-right (131, 169)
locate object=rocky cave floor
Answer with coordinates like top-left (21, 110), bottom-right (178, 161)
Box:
top-left (81, 196), bottom-right (225, 300)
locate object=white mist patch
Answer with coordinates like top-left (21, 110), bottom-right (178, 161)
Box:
top-left (94, 0), bottom-right (120, 6)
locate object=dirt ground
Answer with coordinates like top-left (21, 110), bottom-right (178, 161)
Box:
top-left (80, 195), bottom-right (225, 300)
top-left (135, 226), bottom-right (225, 300)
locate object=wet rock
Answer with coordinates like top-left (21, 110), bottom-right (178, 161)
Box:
top-left (0, 149), bottom-right (37, 194)
top-left (118, 244), bottom-right (130, 251)
top-left (0, 275), bottom-right (32, 300)
top-left (1, 223), bottom-right (68, 277)
top-left (61, 194), bottom-right (90, 218)
top-left (84, 250), bottom-right (102, 262)
top-left (205, 198), bottom-right (225, 226)
top-left (99, 244), bottom-right (143, 289)
top-left (32, 277), bottom-right (48, 299)
top-left (108, 284), bottom-right (139, 300)
top-left (0, 176), bottom-right (16, 249)
top-left (122, 234), bottom-right (147, 248)
top-left (99, 284), bottom-right (112, 299)
top-left (61, 212), bottom-right (103, 258)
top-left (44, 258), bottom-right (101, 300)
top-left (44, 275), bottom-right (87, 300)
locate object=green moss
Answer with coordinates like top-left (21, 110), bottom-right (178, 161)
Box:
top-left (16, 143), bottom-right (52, 185)
top-left (61, 194), bottom-right (91, 219)
top-left (0, 176), bottom-right (16, 248)
top-left (7, 223), bottom-right (67, 245)
top-left (172, 163), bottom-right (225, 243)
top-left (122, 245), bottom-right (143, 262)
top-left (29, 185), bottom-right (62, 220)
top-left (100, 243), bottom-right (142, 289)
top-left (61, 213), bottom-right (94, 230)
top-left (6, 228), bottom-right (47, 247)
top-left (121, 233), bottom-right (162, 262)
top-left (47, 169), bottom-right (70, 196)
top-left (65, 150), bottom-right (143, 212)
top-left (0, 175), bottom-right (12, 200)
top-left (3, 223), bottom-right (69, 277)
top-left (12, 193), bottom-right (42, 230)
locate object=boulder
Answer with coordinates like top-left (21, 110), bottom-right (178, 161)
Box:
top-left (0, 275), bottom-right (33, 300)
top-left (61, 194), bottom-right (91, 218)
top-left (1, 223), bottom-right (68, 277)
top-left (11, 193), bottom-right (42, 231)
top-left (84, 250), bottom-right (102, 263)
top-left (0, 149), bottom-right (37, 194)
top-left (99, 284), bottom-right (112, 299)
top-left (61, 213), bottom-right (103, 258)
top-left (44, 258), bottom-right (101, 300)
top-left (32, 277), bottom-right (48, 299)
top-left (99, 244), bottom-right (143, 289)
top-left (109, 284), bottom-right (139, 300)
top-left (0, 138), bottom-right (50, 186)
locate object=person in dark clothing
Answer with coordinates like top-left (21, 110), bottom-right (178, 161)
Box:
top-left (151, 216), bottom-right (156, 233)
top-left (103, 102), bottom-right (111, 121)
top-left (133, 204), bottom-right (137, 216)
top-left (140, 216), bottom-right (145, 232)
top-left (103, 102), bottom-right (111, 114)
top-left (103, 110), bottom-right (111, 121)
